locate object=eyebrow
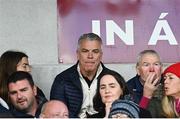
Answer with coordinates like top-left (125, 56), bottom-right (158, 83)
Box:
top-left (109, 83), bottom-right (116, 86)
top-left (100, 83), bottom-right (116, 87)
top-left (81, 48), bottom-right (100, 50)
top-left (9, 87), bottom-right (28, 93)
top-left (19, 87), bottom-right (28, 91)
top-left (100, 84), bottom-right (106, 87)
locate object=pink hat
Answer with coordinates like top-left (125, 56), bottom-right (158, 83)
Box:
top-left (163, 62), bottom-right (180, 78)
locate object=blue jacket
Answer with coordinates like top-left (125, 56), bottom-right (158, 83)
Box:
top-left (0, 104), bottom-right (14, 117)
top-left (50, 62), bottom-right (110, 117)
top-left (127, 75), bottom-right (164, 117)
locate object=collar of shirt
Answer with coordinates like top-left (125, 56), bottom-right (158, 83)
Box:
top-left (77, 63), bottom-right (103, 81)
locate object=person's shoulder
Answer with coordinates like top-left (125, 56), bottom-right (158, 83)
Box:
top-left (11, 109), bottom-right (34, 118)
top-left (36, 87), bottom-right (48, 104)
top-left (101, 63), bottom-right (114, 72)
top-left (55, 63), bottom-right (78, 78)
top-left (0, 101), bottom-right (14, 117)
top-left (127, 75), bottom-right (139, 84)
top-left (0, 104), bottom-right (9, 113)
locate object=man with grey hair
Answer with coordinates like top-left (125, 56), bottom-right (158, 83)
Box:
top-left (50, 33), bottom-right (111, 118)
top-left (127, 49), bottom-right (163, 117)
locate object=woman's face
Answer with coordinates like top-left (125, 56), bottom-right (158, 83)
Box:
top-left (16, 57), bottom-right (31, 73)
top-left (99, 75), bottom-right (123, 104)
top-left (164, 72), bottom-right (180, 98)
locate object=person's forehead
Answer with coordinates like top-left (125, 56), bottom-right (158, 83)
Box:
top-left (9, 79), bottom-right (31, 90)
top-left (17, 57), bottom-right (29, 64)
top-left (10, 79), bottom-right (29, 85)
top-left (165, 72), bottom-right (178, 77)
top-left (80, 39), bottom-right (101, 45)
top-left (141, 53), bottom-right (160, 62)
top-left (100, 75), bottom-right (119, 85)
top-left (48, 101), bottom-right (66, 109)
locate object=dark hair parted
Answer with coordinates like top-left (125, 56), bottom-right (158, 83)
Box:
top-left (7, 71), bottom-right (34, 88)
top-left (0, 50), bottom-right (28, 101)
top-left (93, 70), bottom-right (129, 112)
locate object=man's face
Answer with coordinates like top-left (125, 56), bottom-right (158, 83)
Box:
top-left (136, 53), bottom-right (162, 83)
top-left (40, 101), bottom-right (69, 118)
top-left (77, 39), bottom-right (102, 74)
top-left (8, 79), bottom-right (37, 113)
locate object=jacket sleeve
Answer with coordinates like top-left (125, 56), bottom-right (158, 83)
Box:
top-left (50, 74), bottom-right (66, 102)
top-left (139, 96), bottom-right (150, 109)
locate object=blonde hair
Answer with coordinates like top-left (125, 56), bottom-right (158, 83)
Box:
top-left (162, 96), bottom-right (179, 118)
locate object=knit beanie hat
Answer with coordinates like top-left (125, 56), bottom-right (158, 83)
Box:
top-left (108, 99), bottom-right (140, 118)
top-left (163, 62), bottom-right (180, 78)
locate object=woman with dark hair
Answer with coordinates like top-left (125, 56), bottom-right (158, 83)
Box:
top-left (87, 70), bottom-right (151, 118)
top-left (0, 50), bottom-right (29, 102)
top-left (87, 70), bottom-right (129, 118)
top-left (0, 50), bottom-right (47, 111)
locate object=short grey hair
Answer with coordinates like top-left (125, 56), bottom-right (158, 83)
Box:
top-left (136, 49), bottom-right (162, 67)
top-left (77, 33), bottom-right (102, 49)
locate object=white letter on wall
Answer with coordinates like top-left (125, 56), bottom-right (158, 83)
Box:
top-left (106, 20), bottom-right (134, 45)
top-left (92, 20), bottom-right (100, 36)
top-left (149, 13), bottom-right (178, 45)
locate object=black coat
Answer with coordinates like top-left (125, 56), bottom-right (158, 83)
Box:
top-left (0, 104), bottom-right (14, 118)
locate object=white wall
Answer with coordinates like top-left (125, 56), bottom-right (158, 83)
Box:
top-left (0, 0), bottom-right (172, 99)
top-left (0, 0), bottom-right (58, 64)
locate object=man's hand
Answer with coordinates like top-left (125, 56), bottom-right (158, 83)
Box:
top-left (143, 72), bottom-right (160, 98)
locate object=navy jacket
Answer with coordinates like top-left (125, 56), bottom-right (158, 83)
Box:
top-left (0, 104), bottom-right (14, 118)
top-left (50, 62), bottom-right (111, 118)
top-left (127, 75), bottom-right (164, 117)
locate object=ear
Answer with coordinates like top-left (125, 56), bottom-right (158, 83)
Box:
top-left (76, 49), bottom-right (80, 60)
top-left (136, 66), bottom-right (140, 75)
top-left (76, 49), bottom-right (79, 60)
top-left (160, 65), bottom-right (163, 74)
top-left (33, 85), bottom-right (37, 96)
top-left (100, 51), bottom-right (103, 60)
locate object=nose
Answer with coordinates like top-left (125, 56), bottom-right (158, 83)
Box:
top-left (17, 92), bottom-right (23, 99)
top-left (149, 65), bottom-right (155, 72)
top-left (164, 77), bottom-right (169, 84)
top-left (105, 87), bottom-right (110, 93)
top-left (27, 66), bottom-right (31, 72)
top-left (26, 65), bottom-right (31, 73)
top-left (87, 52), bottom-right (93, 59)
